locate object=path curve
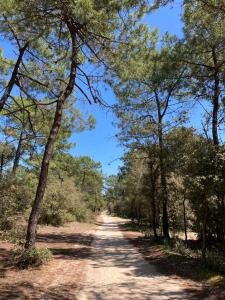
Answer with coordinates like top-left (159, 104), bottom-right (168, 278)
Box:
top-left (77, 214), bottom-right (193, 300)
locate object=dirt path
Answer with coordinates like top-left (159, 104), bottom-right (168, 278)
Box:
top-left (77, 214), bottom-right (197, 300)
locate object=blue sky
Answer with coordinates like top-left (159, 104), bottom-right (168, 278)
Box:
top-left (70, 1), bottom-right (185, 176)
top-left (1, 1), bottom-right (209, 176)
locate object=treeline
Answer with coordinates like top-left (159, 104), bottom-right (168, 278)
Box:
top-left (106, 129), bottom-right (225, 257)
top-left (0, 151), bottom-right (104, 232)
top-left (105, 0), bottom-right (225, 259)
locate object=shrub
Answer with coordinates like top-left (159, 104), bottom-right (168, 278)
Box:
top-left (12, 247), bottom-right (52, 269)
top-left (0, 223), bottom-right (26, 245)
top-left (0, 177), bottom-right (33, 230)
top-left (144, 228), bottom-right (152, 239)
top-left (173, 239), bottom-right (192, 257)
top-left (39, 178), bottom-right (90, 226)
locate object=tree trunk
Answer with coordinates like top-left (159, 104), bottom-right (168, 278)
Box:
top-left (212, 50), bottom-right (220, 146)
top-left (152, 199), bottom-right (158, 239)
top-left (202, 197), bottom-right (208, 260)
top-left (183, 195), bottom-right (187, 243)
top-left (12, 131), bottom-right (24, 174)
top-left (222, 196), bottom-right (225, 244)
top-left (25, 99), bottom-right (65, 248)
top-left (150, 178), bottom-right (158, 239)
top-left (0, 153), bottom-right (4, 176)
top-left (25, 19), bottom-right (77, 249)
top-left (212, 75), bottom-right (219, 145)
top-left (0, 43), bottom-right (29, 112)
top-left (158, 124), bottom-right (170, 239)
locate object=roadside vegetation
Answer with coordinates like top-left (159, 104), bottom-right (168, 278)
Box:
top-left (104, 0), bottom-right (225, 293)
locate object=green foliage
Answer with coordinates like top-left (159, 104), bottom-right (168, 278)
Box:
top-left (0, 177), bottom-right (34, 230)
top-left (39, 178), bottom-right (92, 226)
top-left (12, 247), bottom-right (52, 269)
top-left (0, 223), bottom-right (26, 245)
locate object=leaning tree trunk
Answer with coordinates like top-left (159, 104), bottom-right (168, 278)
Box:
top-left (0, 43), bottom-right (28, 112)
top-left (158, 125), bottom-right (170, 239)
top-left (25, 20), bottom-right (77, 249)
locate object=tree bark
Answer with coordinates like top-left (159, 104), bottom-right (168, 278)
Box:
top-left (0, 43), bottom-right (29, 112)
top-left (151, 192), bottom-right (158, 238)
top-left (149, 169), bottom-right (158, 238)
top-left (12, 131), bottom-right (24, 174)
top-left (158, 124), bottom-right (170, 239)
top-left (202, 197), bottom-right (208, 260)
top-left (212, 49), bottom-right (220, 146)
top-left (183, 195), bottom-right (187, 243)
top-left (25, 20), bottom-right (77, 249)
top-left (0, 153), bottom-right (4, 175)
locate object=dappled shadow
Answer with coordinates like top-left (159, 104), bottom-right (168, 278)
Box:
top-left (79, 282), bottom-right (208, 300)
top-left (37, 232), bottom-right (93, 246)
top-left (77, 217), bottom-right (208, 300)
top-left (0, 247), bottom-right (11, 279)
top-left (36, 232), bottom-right (94, 261)
top-left (0, 229), bottom-right (95, 299)
top-left (50, 246), bottom-right (91, 260)
top-left (0, 281), bottom-right (78, 299)
top-left (127, 236), bottom-right (209, 282)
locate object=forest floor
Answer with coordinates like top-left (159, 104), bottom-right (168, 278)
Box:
top-left (0, 221), bottom-right (96, 299)
top-left (121, 223), bottom-right (225, 300)
top-left (0, 214), bottom-right (224, 299)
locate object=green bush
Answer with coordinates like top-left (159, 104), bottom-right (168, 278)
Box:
top-left (39, 179), bottom-right (90, 226)
top-left (144, 228), bottom-right (152, 238)
top-left (0, 177), bottom-right (33, 230)
top-left (0, 224), bottom-right (26, 245)
top-left (173, 239), bottom-right (192, 257)
top-left (12, 247), bottom-right (52, 269)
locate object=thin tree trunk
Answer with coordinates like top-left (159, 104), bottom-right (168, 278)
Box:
top-left (12, 131), bottom-right (24, 174)
top-left (150, 177), bottom-right (158, 239)
top-left (202, 197), bottom-right (208, 260)
top-left (0, 43), bottom-right (29, 112)
top-left (183, 195), bottom-right (187, 243)
top-left (212, 49), bottom-right (220, 146)
top-left (158, 124), bottom-right (170, 239)
top-left (0, 153), bottom-right (4, 176)
top-left (152, 197), bottom-right (158, 239)
top-left (81, 170), bottom-right (86, 191)
top-left (25, 20), bottom-right (77, 249)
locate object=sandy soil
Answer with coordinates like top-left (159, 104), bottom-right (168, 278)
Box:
top-left (0, 214), bottom-right (222, 300)
top-left (0, 222), bottom-right (96, 299)
top-left (77, 214), bottom-right (203, 300)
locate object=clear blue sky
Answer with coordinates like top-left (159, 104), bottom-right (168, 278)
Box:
top-left (70, 1), bottom-right (185, 176)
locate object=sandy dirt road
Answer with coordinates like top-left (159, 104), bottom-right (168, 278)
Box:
top-left (77, 214), bottom-right (194, 300)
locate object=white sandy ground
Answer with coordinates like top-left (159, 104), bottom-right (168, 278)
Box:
top-left (77, 214), bottom-right (197, 300)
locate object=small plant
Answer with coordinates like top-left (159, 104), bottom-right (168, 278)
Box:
top-left (173, 239), bottom-right (192, 257)
top-left (12, 247), bottom-right (52, 269)
top-left (144, 228), bottom-right (152, 239)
